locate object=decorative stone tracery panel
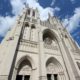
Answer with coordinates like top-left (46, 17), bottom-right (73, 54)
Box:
top-left (19, 64), bottom-right (32, 75)
top-left (46, 57), bottom-right (66, 80)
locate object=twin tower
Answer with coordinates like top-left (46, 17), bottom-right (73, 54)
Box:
top-left (0, 7), bottom-right (80, 80)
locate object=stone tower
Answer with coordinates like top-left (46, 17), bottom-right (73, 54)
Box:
top-left (0, 7), bottom-right (80, 80)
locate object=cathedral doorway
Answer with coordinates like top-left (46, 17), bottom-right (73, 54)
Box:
top-left (46, 57), bottom-right (66, 80)
top-left (16, 59), bottom-right (32, 80)
top-left (47, 74), bottom-right (58, 80)
top-left (16, 75), bottom-right (30, 80)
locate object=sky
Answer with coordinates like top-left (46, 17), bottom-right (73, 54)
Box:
top-left (0, 0), bottom-right (80, 46)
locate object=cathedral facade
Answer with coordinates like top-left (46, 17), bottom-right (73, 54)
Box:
top-left (0, 7), bottom-right (80, 80)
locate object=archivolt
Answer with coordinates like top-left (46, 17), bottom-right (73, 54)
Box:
top-left (43, 29), bottom-right (60, 42)
top-left (46, 57), bottom-right (64, 73)
top-left (15, 55), bottom-right (35, 69)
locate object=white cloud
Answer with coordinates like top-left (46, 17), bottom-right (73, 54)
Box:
top-left (0, 16), bottom-right (16, 36)
top-left (11, 0), bottom-right (60, 20)
top-left (11, 0), bottom-right (25, 15)
top-left (62, 7), bottom-right (80, 33)
top-left (70, 0), bottom-right (75, 3)
top-left (0, 0), bottom-right (60, 36)
top-left (50, 0), bottom-right (56, 6)
top-left (70, 0), bottom-right (75, 2)
top-left (54, 7), bottom-right (60, 11)
top-left (0, 0), bottom-right (59, 36)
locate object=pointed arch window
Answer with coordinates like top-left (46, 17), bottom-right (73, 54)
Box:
top-left (16, 59), bottom-right (32, 80)
top-left (27, 9), bottom-right (30, 15)
top-left (43, 29), bottom-right (57, 45)
top-left (32, 10), bottom-right (35, 17)
top-left (43, 35), bottom-right (52, 45)
top-left (43, 29), bottom-right (59, 50)
top-left (31, 24), bottom-right (36, 29)
top-left (23, 22), bottom-right (30, 40)
top-left (31, 24), bottom-right (37, 41)
top-left (25, 22), bottom-right (29, 27)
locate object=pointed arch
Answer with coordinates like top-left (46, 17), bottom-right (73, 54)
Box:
top-left (14, 55), bottom-right (35, 80)
top-left (43, 29), bottom-right (59, 42)
top-left (46, 57), bottom-right (66, 80)
top-left (24, 22), bottom-right (29, 27)
top-left (46, 57), bottom-right (63, 72)
top-left (16, 55), bottom-right (35, 69)
top-left (31, 24), bottom-right (36, 29)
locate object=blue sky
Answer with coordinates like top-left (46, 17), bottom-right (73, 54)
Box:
top-left (0, 0), bottom-right (80, 46)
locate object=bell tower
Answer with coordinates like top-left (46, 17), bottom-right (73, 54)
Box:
top-left (0, 6), bottom-right (80, 80)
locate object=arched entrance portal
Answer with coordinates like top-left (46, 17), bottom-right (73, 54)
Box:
top-left (46, 57), bottom-right (66, 80)
top-left (16, 59), bottom-right (32, 80)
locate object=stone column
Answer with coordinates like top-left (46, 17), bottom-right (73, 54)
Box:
top-left (22, 75), bottom-right (24, 80)
top-left (58, 40), bottom-right (75, 80)
top-left (39, 31), bottom-right (47, 80)
top-left (11, 68), bottom-right (17, 80)
top-left (57, 28), bottom-right (80, 80)
top-left (62, 37), bottom-right (80, 80)
top-left (51, 74), bottom-right (54, 80)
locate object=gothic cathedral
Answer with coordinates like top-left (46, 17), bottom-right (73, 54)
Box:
top-left (0, 7), bottom-right (80, 80)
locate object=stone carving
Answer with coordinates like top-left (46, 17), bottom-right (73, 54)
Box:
top-left (40, 21), bottom-right (57, 29)
top-left (44, 37), bottom-right (52, 45)
top-left (19, 65), bottom-right (32, 75)
top-left (20, 41), bottom-right (38, 48)
top-left (47, 63), bottom-right (55, 73)
top-left (44, 42), bottom-right (58, 50)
